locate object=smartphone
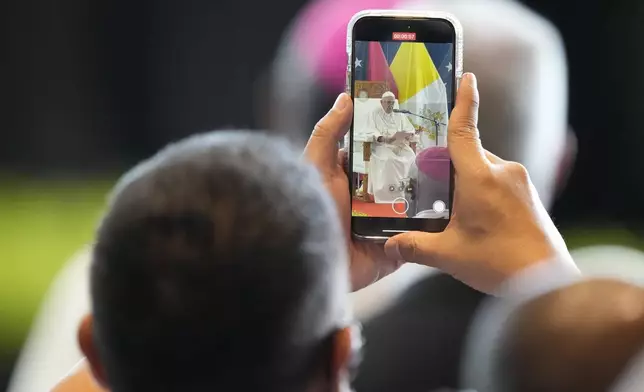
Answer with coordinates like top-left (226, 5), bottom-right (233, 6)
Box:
top-left (346, 10), bottom-right (462, 240)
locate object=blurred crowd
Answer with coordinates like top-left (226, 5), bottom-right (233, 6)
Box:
top-left (2, 0), bottom-right (644, 391)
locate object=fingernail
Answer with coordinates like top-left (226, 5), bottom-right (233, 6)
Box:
top-left (464, 73), bottom-right (477, 88)
top-left (333, 93), bottom-right (349, 111)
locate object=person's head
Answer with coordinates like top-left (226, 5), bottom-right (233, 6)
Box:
top-left (380, 91), bottom-right (395, 113)
top-left (499, 279), bottom-right (644, 392)
top-left (267, 0), bottom-right (574, 208)
top-left (77, 132), bottom-right (358, 392)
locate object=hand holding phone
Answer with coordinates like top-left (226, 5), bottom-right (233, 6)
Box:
top-left (384, 74), bottom-right (578, 294)
top-left (303, 75), bottom-right (576, 294)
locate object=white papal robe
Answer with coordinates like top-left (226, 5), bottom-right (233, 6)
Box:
top-left (366, 107), bottom-right (417, 203)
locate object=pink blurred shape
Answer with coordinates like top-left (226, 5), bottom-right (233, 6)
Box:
top-left (416, 147), bottom-right (451, 182)
top-left (293, 0), bottom-right (398, 94)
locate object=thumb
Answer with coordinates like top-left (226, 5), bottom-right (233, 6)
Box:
top-left (303, 93), bottom-right (353, 171)
top-left (384, 231), bottom-right (452, 267)
top-left (448, 73), bottom-right (487, 174)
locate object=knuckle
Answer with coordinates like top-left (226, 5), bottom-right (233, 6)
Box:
top-left (312, 119), bottom-right (329, 137)
top-left (467, 94), bottom-right (480, 111)
top-left (473, 164), bottom-right (495, 184)
top-left (450, 123), bottom-right (479, 141)
top-left (507, 162), bottom-right (530, 182)
top-left (449, 110), bottom-right (479, 134)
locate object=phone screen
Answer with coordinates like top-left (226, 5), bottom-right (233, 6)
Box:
top-left (350, 16), bottom-right (456, 237)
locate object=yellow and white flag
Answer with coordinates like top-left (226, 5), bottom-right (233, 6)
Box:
top-left (390, 43), bottom-right (448, 149)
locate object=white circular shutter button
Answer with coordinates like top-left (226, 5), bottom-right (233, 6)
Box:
top-left (433, 200), bottom-right (446, 213)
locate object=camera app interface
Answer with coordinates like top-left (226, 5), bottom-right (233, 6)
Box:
top-left (351, 35), bottom-right (454, 219)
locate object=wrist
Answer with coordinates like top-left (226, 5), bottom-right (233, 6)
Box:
top-left (493, 252), bottom-right (580, 298)
top-left (508, 222), bottom-right (575, 280)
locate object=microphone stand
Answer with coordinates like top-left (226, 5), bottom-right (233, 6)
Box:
top-left (398, 110), bottom-right (446, 147)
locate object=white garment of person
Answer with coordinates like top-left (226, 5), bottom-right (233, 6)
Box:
top-left (366, 106), bottom-right (417, 203)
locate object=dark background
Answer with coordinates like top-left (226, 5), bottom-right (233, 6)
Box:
top-left (2, 0), bottom-right (644, 389)
top-left (3, 0), bottom-right (643, 225)
top-left (522, 0), bottom-right (644, 233)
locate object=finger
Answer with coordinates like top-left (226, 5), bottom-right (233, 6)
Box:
top-left (304, 93), bottom-right (353, 171)
top-left (378, 258), bottom-right (405, 280)
top-left (384, 231), bottom-right (453, 268)
top-left (485, 150), bottom-right (505, 164)
top-left (448, 73), bottom-right (486, 174)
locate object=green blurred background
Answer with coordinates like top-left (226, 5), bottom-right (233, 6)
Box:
top-left (0, 178), bottom-right (113, 372)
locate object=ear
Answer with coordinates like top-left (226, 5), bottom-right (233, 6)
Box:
top-left (78, 314), bottom-right (109, 388)
top-left (330, 327), bottom-right (352, 387)
top-left (555, 128), bottom-right (578, 197)
top-left (330, 325), bottom-right (362, 391)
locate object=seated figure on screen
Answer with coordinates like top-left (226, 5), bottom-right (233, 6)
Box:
top-left (367, 91), bottom-right (418, 204)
